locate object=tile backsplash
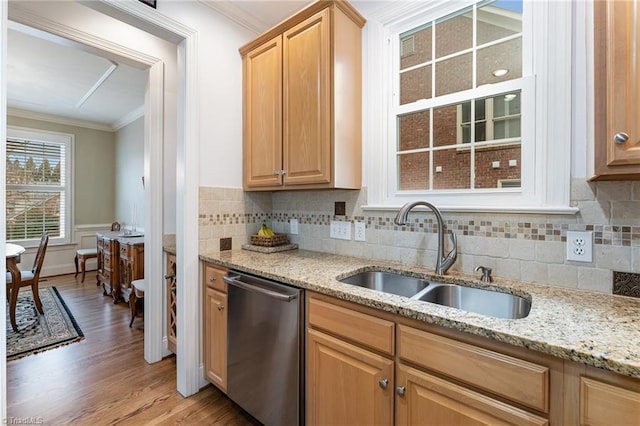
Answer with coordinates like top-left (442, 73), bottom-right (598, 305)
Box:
top-left (199, 179), bottom-right (640, 294)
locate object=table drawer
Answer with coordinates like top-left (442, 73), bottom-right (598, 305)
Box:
top-left (398, 325), bottom-right (549, 413)
top-left (308, 297), bottom-right (395, 356)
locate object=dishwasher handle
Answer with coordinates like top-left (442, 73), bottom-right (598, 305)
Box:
top-left (223, 275), bottom-right (298, 302)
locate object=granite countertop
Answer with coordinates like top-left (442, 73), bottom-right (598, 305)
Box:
top-left (199, 249), bottom-right (640, 379)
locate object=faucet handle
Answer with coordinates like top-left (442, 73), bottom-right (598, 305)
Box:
top-left (475, 266), bottom-right (492, 282)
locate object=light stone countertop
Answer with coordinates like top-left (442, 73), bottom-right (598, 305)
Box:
top-left (199, 249), bottom-right (640, 379)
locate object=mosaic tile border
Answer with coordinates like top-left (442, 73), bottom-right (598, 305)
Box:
top-left (198, 211), bottom-right (640, 248)
top-left (198, 212), bottom-right (270, 226)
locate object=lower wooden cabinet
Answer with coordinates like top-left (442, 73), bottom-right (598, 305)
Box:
top-left (306, 329), bottom-right (394, 425)
top-left (579, 376), bottom-right (640, 426)
top-left (203, 263), bottom-right (228, 392)
top-left (306, 292), bottom-right (559, 426)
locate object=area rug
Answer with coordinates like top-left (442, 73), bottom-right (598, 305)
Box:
top-left (6, 286), bottom-right (84, 361)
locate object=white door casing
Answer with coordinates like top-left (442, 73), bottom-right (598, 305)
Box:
top-left (0, 2), bottom-right (201, 420)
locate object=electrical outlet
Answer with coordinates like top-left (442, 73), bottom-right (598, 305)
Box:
top-left (566, 231), bottom-right (593, 262)
top-left (330, 220), bottom-right (351, 240)
top-left (354, 221), bottom-right (366, 241)
top-left (290, 218), bottom-right (299, 235)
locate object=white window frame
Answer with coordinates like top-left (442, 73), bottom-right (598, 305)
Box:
top-left (363, 0), bottom-right (576, 214)
top-left (6, 126), bottom-right (74, 246)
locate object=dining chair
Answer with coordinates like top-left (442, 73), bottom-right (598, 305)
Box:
top-left (74, 221), bottom-right (121, 283)
top-left (129, 278), bottom-right (145, 327)
top-left (6, 231), bottom-right (49, 332)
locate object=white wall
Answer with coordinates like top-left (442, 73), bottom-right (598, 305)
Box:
top-left (154, 2), bottom-right (256, 189)
top-left (115, 117), bottom-right (145, 231)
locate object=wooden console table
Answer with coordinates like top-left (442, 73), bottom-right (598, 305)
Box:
top-left (97, 231), bottom-right (144, 303)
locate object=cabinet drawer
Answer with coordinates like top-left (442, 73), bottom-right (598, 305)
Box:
top-left (103, 252), bottom-right (112, 266)
top-left (397, 364), bottom-right (548, 426)
top-left (580, 377), bottom-right (640, 425)
top-left (308, 297), bottom-right (394, 356)
top-left (398, 325), bottom-right (549, 413)
top-left (203, 263), bottom-right (227, 293)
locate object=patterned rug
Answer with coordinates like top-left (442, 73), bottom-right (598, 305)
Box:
top-left (6, 286), bottom-right (84, 361)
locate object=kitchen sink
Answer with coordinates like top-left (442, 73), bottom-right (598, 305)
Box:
top-left (413, 283), bottom-right (531, 319)
top-left (338, 270), bottom-right (531, 319)
top-left (339, 271), bottom-right (430, 298)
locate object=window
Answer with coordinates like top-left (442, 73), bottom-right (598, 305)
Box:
top-left (365, 0), bottom-right (574, 213)
top-left (6, 127), bottom-right (73, 245)
top-left (401, 36), bottom-right (415, 57)
top-left (396, 1), bottom-right (524, 192)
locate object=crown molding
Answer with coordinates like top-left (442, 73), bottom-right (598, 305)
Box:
top-left (113, 105), bottom-right (144, 130)
top-left (197, 0), bottom-right (265, 33)
top-left (7, 107), bottom-right (115, 132)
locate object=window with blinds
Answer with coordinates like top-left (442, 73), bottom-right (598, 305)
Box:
top-left (6, 128), bottom-right (72, 243)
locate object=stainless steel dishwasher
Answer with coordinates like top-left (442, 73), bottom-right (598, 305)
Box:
top-left (223, 270), bottom-right (304, 426)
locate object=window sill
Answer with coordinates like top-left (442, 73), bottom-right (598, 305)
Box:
top-left (361, 205), bottom-right (579, 215)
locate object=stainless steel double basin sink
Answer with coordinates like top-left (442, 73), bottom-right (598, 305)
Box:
top-left (339, 270), bottom-right (531, 319)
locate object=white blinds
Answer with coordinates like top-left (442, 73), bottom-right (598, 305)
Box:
top-left (6, 138), bottom-right (66, 240)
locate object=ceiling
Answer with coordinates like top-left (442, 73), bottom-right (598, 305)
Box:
top-left (7, 23), bottom-right (147, 132)
top-left (7, 0), bottom-right (382, 132)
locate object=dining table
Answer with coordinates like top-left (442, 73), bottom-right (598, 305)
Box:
top-left (6, 242), bottom-right (25, 332)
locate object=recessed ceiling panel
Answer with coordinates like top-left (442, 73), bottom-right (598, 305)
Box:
top-left (7, 27), bottom-right (145, 127)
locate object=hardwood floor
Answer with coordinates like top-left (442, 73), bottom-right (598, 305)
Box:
top-left (6, 273), bottom-right (261, 425)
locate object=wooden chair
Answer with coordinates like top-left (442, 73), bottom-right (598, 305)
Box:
top-left (129, 279), bottom-right (145, 327)
top-left (6, 231), bottom-right (49, 332)
top-left (74, 221), bottom-right (121, 283)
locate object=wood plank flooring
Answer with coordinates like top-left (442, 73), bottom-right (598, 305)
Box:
top-left (6, 274), bottom-right (261, 425)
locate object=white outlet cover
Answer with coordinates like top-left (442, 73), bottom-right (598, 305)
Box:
top-left (290, 218), bottom-right (299, 235)
top-left (330, 220), bottom-right (351, 240)
top-left (355, 221), bottom-right (366, 241)
top-left (566, 231), bottom-right (593, 262)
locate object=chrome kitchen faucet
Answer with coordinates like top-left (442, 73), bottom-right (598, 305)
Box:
top-left (394, 201), bottom-right (458, 275)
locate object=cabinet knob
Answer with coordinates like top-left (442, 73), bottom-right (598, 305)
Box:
top-left (614, 132), bottom-right (629, 144)
top-left (217, 303), bottom-right (224, 311)
top-left (273, 171), bottom-right (280, 176)
top-left (209, 276), bottom-right (216, 282)
top-left (396, 386), bottom-right (406, 396)
top-left (378, 379), bottom-right (388, 389)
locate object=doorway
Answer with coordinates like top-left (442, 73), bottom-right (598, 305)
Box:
top-left (1, 0), bottom-right (202, 418)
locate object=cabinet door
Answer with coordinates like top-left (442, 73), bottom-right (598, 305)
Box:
top-left (594, 0), bottom-right (640, 178)
top-left (396, 364), bottom-right (548, 426)
top-left (204, 287), bottom-right (227, 391)
top-left (307, 329), bottom-right (393, 426)
top-left (243, 35), bottom-right (283, 188)
top-left (282, 8), bottom-right (331, 186)
top-left (580, 377), bottom-right (640, 426)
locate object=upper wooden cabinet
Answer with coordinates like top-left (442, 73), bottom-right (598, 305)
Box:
top-left (593, 0), bottom-right (640, 180)
top-left (240, 1), bottom-right (365, 190)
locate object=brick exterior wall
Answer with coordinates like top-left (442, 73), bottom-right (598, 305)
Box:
top-left (398, 8), bottom-right (522, 191)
